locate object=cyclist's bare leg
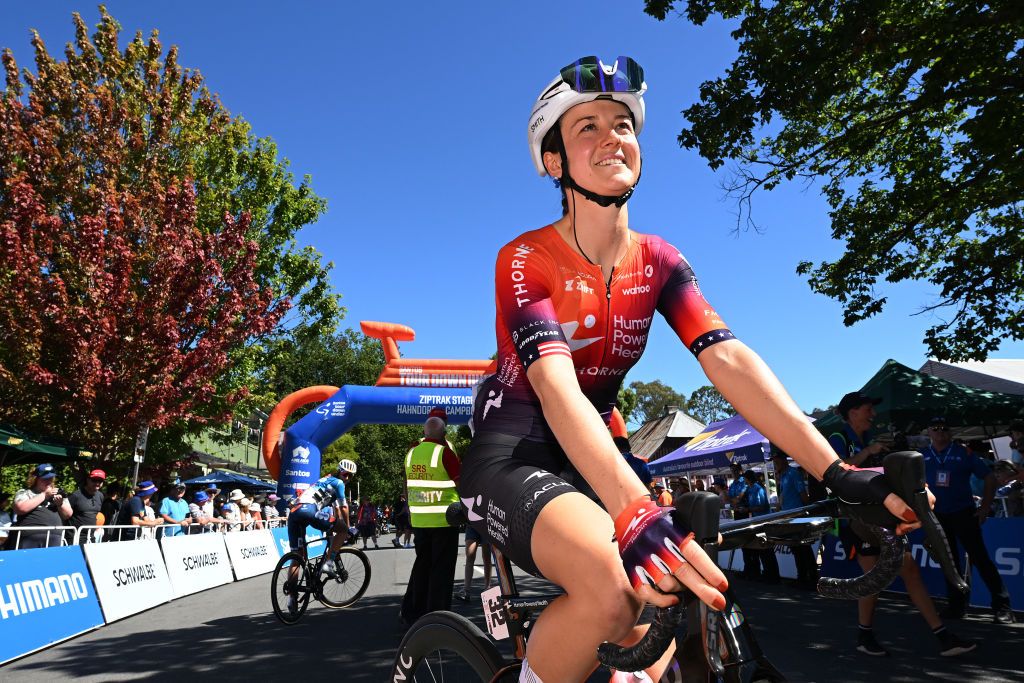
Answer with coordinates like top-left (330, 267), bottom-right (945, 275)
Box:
top-left (329, 520), bottom-right (348, 557)
top-left (527, 492), bottom-right (648, 682)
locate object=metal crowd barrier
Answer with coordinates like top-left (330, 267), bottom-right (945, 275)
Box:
top-left (3, 515), bottom-right (289, 550)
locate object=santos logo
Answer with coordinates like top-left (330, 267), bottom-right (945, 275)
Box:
top-left (1, 573), bottom-right (90, 619)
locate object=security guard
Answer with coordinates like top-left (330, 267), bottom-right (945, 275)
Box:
top-left (399, 416), bottom-right (461, 626)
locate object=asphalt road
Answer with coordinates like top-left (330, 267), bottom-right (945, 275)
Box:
top-left (5, 534), bottom-right (1022, 682)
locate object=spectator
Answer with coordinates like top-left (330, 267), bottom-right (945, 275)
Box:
top-left (399, 415), bottom-right (461, 627)
top-left (653, 482), bottom-right (672, 507)
top-left (263, 494), bottom-right (281, 524)
top-left (0, 492), bottom-right (13, 546)
top-left (66, 468), bottom-right (107, 544)
top-left (356, 496), bottom-right (380, 549)
top-left (993, 461), bottom-right (1023, 517)
top-left (159, 481), bottom-right (191, 537)
top-left (457, 522), bottom-right (493, 602)
top-left (827, 391), bottom-right (889, 467)
top-left (670, 478), bottom-right (690, 500)
top-left (1009, 421), bottom-right (1024, 466)
top-left (204, 482), bottom-right (222, 503)
top-left (737, 469), bottom-right (779, 583)
top-left (220, 499), bottom-right (240, 528)
top-left (6, 464), bottom-right (72, 549)
top-left (115, 481), bottom-right (163, 540)
top-left (924, 416), bottom-right (1014, 624)
top-left (727, 463), bottom-right (746, 510)
top-left (694, 478), bottom-right (707, 492)
top-left (770, 450), bottom-right (816, 589)
top-left (614, 436), bottom-right (651, 487)
top-left (99, 483), bottom-right (125, 533)
top-left (966, 441), bottom-right (995, 502)
top-left (392, 493), bottom-right (412, 548)
top-left (188, 491), bottom-right (220, 531)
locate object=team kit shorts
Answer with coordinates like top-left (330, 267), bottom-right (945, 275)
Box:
top-left (287, 503), bottom-right (333, 550)
top-left (458, 432), bottom-right (596, 576)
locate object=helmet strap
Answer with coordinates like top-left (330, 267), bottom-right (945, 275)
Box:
top-left (556, 140), bottom-right (640, 209)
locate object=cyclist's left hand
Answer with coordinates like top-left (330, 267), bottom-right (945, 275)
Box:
top-left (615, 499), bottom-right (727, 611)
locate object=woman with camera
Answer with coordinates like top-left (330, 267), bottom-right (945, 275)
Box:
top-left (6, 463), bottom-right (72, 549)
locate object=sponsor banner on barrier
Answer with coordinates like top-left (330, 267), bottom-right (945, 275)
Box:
top-left (160, 533), bottom-right (235, 599)
top-left (0, 546), bottom-right (105, 665)
top-left (222, 529), bottom-right (279, 579)
top-left (82, 539), bottom-right (173, 624)
top-left (822, 520), bottom-right (1023, 610)
top-left (269, 526), bottom-right (327, 559)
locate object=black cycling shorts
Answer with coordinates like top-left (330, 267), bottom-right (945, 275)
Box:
top-left (458, 431), bottom-right (585, 577)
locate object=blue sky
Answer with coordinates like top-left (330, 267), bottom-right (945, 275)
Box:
top-left (4, 2), bottom-right (1021, 417)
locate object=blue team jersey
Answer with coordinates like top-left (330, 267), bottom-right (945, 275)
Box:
top-left (743, 483), bottom-right (769, 514)
top-left (728, 478), bottom-right (747, 500)
top-left (777, 467), bottom-right (807, 511)
top-left (297, 475), bottom-right (346, 510)
top-left (923, 443), bottom-right (990, 515)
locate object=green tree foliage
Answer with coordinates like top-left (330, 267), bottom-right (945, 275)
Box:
top-left (686, 384), bottom-right (734, 425)
top-left (0, 8), bottom-right (337, 467)
top-left (644, 1), bottom-right (1024, 361)
top-left (617, 384), bottom-right (639, 425)
top-left (628, 379), bottom-right (688, 425)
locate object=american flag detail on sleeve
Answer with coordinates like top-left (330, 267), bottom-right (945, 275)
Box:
top-left (537, 340), bottom-right (572, 359)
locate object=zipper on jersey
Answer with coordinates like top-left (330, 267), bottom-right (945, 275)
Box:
top-left (599, 266), bottom-right (614, 371)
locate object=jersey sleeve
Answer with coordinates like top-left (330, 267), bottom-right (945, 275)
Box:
top-left (495, 239), bottom-right (571, 369)
top-left (653, 239), bottom-right (735, 357)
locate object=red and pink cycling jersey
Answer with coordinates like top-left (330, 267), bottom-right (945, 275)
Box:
top-left (472, 225), bottom-right (734, 442)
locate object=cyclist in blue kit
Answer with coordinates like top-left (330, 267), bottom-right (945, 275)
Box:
top-left (285, 460), bottom-right (357, 612)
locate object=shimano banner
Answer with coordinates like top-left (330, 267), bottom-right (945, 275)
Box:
top-left (821, 519), bottom-right (1023, 610)
top-left (160, 533), bottom-right (235, 599)
top-left (0, 546), bottom-right (105, 665)
top-left (83, 539), bottom-right (174, 623)
top-left (277, 384), bottom-right (472, 496)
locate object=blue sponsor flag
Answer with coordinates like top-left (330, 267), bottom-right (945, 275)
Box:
top-left (0, 546), bottom-right (105, 664)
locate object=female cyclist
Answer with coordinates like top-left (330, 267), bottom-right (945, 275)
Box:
top-left (458, 55), bottom-right (924, 683)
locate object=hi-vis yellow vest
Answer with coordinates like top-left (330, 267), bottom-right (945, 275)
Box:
top-left (405, 440), bottom-right (459, 528)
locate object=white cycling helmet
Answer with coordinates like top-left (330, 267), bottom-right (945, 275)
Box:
top-left (338, 459), bottom-right (357, 475)
top-left (528, 55), bottom-right (647, 176)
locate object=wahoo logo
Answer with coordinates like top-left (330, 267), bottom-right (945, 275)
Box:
top-left (461, 495), bottom-right (484, 522)
top-left (620, 284), bottom-right (651, 296)
top-left (1, 573), bottom-right (90, 619)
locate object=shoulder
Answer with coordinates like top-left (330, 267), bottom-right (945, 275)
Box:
top-left (13, 488), bottom-right (34, 503)
top-left (631, 232), bottom-right (691, 268)
top-left (495, 226), bottom-right (560, 269)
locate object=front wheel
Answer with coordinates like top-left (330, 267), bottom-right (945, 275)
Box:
top-left (318, 547), bottom-right (371, 608)
top-left (271, 551), bottom-right (311, 625)
top-left (391, 610), bottom-right (505, 682)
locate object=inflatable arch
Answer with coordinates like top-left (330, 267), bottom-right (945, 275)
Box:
top-left (262, 321), bottom-right (628, 498)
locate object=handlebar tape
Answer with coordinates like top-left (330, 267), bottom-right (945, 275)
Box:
top-left (597, 603), bottom-right (683, 672)
top-left (817, 525), bottom-right (906, 599)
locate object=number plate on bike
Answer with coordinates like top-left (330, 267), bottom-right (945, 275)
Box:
top-left (480, 585), bottom-right (509, 640)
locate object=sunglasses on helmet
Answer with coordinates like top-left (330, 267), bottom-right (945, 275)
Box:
top-left (559, 56), bottom-right (644, 95)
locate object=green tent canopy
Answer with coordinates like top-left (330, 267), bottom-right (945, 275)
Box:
top-left (814, 359), bottom-right (1024, 437)
top-left (0, 424), bottom-right (88, 465)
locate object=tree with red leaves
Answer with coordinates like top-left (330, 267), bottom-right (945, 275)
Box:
top-left (0, 8), bottom-right (333, 466)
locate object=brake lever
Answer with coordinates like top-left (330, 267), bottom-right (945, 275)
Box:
top-left (883, 451), bottom-right (969, 595)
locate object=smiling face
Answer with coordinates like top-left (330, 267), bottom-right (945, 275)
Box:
top-left (544, 98), bottom-right (640, 196)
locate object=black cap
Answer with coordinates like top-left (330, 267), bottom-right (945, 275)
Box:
top-left (836, 391), bottom-right (881, 418)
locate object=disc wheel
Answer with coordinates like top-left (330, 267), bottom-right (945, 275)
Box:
top-left (271, 551), bottom-right (311, 625)
top-left (318, 547), bottom-right (371, 608)
top-left (390, 610), bottom-right (505, 681)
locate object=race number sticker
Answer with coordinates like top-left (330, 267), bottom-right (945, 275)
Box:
top-left (481, 585), bottom-right (509, 640)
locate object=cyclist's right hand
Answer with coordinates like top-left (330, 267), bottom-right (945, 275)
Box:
top-left (822, 459), bottom-right (932, 534)
top-left (614, 498), bottom-right (727, 611)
